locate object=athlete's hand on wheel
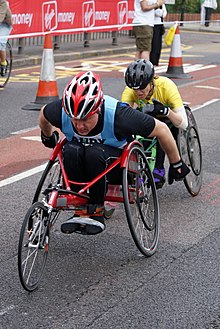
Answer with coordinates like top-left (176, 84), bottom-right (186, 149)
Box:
top-left (41, 131), bottom-right (59, 149)
top-left (168, 160), bottom-right (190, 185)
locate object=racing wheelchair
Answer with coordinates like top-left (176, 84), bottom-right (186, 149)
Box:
top-left (18, 139), bottom-right (160, 292)
top-left (17, 105), bottom-right (202, 292)
top-left (138, 104), bottom-right (202, 196)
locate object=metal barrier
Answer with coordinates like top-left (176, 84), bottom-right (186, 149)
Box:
top-left (11, 30), bottom-right (131, 55)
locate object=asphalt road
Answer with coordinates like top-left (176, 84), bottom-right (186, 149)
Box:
top-left (0, 31), bottom-right (220, 329)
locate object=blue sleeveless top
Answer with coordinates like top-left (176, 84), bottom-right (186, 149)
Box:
top-left (61, 95), bottom-right (127, 149)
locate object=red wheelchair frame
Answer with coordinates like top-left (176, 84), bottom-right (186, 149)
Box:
top-left (18, 137), bottom-right (160, 292)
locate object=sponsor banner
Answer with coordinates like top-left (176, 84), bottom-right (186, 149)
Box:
top-left (8, 0), bottom-right (135, 37)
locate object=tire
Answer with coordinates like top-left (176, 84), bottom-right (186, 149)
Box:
top-left (122, 145), bottom-right (160, 257)
top-left (18, 202), bottom-right (50, 291)
top-left (33, 159), bottom-right (62, 203)
top-left (0, 41), bottom-right (12, 88)
top-left (177, 107), bottom-right (202, 196)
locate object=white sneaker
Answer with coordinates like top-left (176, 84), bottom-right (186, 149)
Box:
top-left (61, 216), bottom-right (105, 235)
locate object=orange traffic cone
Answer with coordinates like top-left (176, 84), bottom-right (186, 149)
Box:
top-left (22, 33), bottom-right (59, 110)
top-left (163, 25), bottom-right (191, 79)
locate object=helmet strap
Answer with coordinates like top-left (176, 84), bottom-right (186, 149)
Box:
top-left (145, 81), bottom-right (155, 100)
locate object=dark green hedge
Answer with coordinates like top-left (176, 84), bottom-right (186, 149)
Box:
top-left (166, 0), bottom-right (220, 13)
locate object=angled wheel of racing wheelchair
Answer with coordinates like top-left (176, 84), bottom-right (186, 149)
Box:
top-left (177, 105), bottom-right (202, 196)
top-left (33, 158), bottom-right (62, 204)
top-left (18, 202), bottom-right (51, 292)
top-left (122, 143), bottom-right (160, 257)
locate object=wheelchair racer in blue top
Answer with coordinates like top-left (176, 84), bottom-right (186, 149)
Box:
top-left (39, 71), bottom-right (190, 235)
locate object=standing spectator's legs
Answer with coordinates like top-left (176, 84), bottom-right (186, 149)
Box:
top-left (200, 4), bottom-right (205, 25)
top-left (0, 22), bottom-right (12, 77)
top-left (150, 25), bottom-right (163, 66)
top-left (133, 25), bottom-right (153, 60)
top-left (204, 7), bottom-right (212, 26)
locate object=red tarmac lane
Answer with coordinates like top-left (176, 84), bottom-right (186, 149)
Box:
top-left (177, 66), bottom-right (220, 106)
top-left (1, 64), bottom-right (220, 182)
top-left (0, 128), bottom-right (51, 181)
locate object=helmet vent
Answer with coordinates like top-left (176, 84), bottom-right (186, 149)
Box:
top-left (70, 98), bottom-right (74, 114)
top-left (72, 84), bottom-right (77, 95)
top-left (92, 85), bottom-right (98, 96)
top-left (82, 85), bottom-right (89, 96)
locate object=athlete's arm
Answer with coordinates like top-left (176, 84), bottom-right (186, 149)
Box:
top-left (115, 103), bottom-right (181, 164)
top-left (39, 99), bottom-right (62, 137)
top-left (161, 78), bottom-right (188, 129)
top-left (148, 119), bottom-right (181, 164)
top-left (167, 106), bottom-right (188, 130)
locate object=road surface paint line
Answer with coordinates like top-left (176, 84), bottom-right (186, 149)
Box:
top-left (184, 64), bottom-right (216, 73)
top-left (1, 99), bottom-right (220, 188)
top-left (199, 177), bottom-right (220, 193)
top-left (155, 64), bottom-right (216, 74)
top-left (11, 126), bottom-right (38, 135)
top-left (199, 185), bottom-right (220, 201)
top-left (195, 85), bottom-right (220, 91)
top-left (21, 136), bottom-right (41, 142)
top-left (192, 98), bottom-right (220, 111)
top-left (0, 164), bottom-right (46, 188)
top-left (0, 305), bottom-right (15, 316)
top-left (211, 197), bottom-right (220, 206)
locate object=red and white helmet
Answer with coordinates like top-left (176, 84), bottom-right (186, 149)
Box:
top-left (62, 71), bottom-right (103, 119)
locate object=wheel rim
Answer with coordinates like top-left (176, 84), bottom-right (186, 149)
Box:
top-left (123, 146), bottom-right (160, 256)
top-left (33, 159), bottom-right (62, 204)
top-left (177, 113), bottom-right (202, 196)
top-left (18, 203), bottom-right (50, 291)
top-left (187, 126), bottom-right (202, 176)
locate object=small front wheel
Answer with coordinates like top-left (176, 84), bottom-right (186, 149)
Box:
top-left (18, 202), bottom-right (50, 291)
top-left (122, 145), bottom-right (160, 257)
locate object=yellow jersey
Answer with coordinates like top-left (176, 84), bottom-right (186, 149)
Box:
top-left (121, 76), bottom-right (183, 111)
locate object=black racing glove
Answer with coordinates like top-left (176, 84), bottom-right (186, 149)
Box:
top-left (41, 131), bottom-right (59, 149)
top-left (151, 99), bottom-right (170, 117)
top-left (168, 160), bottom-right (190, 185)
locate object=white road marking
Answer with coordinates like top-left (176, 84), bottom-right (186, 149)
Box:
top-left (183, 64), bottom-right (216, 73)
top-left (192, 98), bottom-right (220, 111)
top-left (0, 305), bottom-right (15, 316)
top-left (155, 64), bottom-right (216, 74)
top-left (21, 136), bottom-right (41, 142)
top-left (0, 164), bottom-right (46, 188)
top-left (11, 126), bottom-right (38, 135)
top-left (195, 85), bottom-right (220, 91)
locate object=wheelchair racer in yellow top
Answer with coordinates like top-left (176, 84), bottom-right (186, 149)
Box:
top-left (121, 59), bottom-right (188, 188)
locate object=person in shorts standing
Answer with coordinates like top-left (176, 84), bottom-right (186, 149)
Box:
top-left (132, 0), bottom-right (164, 60)
top-left (0, 0), bottom-right (12, 76)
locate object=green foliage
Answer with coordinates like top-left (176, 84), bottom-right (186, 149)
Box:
top-left (166, 0), bottom-right (220, 13)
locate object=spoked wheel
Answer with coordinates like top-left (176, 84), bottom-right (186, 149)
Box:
top-left (18, 202), bottom-right (51, 291)
top-left (122, 145), bottom-right (160, 257)
top-left (33, 159), bottom-right (62, 203)
top-left (0, 41), bottom-right (12, 88)
top-left (177, 107), bottom-right (202, 196)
